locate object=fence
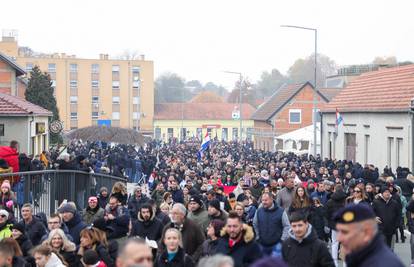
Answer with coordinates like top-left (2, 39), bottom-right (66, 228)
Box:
top-left (0, 170), bottom-right (127, 219)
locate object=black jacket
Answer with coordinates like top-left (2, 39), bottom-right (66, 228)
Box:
top-left (372, 196), bottom-right (401, 235)
top-left (155, 247), bottom-right (195, 267)
top-left (216, 224), bottom-right (263, 267)
top-left (345, 233), bottom-right (404, 267)
top-left (282, 225), bottom-right (335, 267)
top-left (59, 249), bottom-right (78, 267)
top-left (15, 233), bottom-right (35, 266)
top-left (130, 211), bottom-right (163, 241)
top-left (325, 190), bottom-right (347, 229)
top-left (22, 217), bottom-right (47, 246)
top-left (65, 212), bottom-right (87, 245)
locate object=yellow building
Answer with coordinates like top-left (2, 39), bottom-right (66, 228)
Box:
top-left (154, 102), bottom-right (256, 141)
top-left (0, 35), bottom-right (154, 134)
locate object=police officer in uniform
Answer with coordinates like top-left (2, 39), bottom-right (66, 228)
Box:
top-left (334, 203), bottom-right (404, 267)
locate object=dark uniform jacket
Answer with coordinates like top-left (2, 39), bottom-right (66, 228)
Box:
top-left (345, 233), bottom-right (404, 267)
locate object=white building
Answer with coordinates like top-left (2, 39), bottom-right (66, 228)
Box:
top-left (321, 64), bottom-right (414, 171)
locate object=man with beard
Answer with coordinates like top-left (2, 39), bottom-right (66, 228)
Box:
top-left (187, 195), bottom-right (209, 232)
top-left (216, 211), bottom-right (262, 267)
top-left (130, 203), bottom-right (163, 242)
top-left (58, 203), bottom-right (86, 245)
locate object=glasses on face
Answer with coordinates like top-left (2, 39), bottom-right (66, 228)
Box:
top-left (0, 214), bottom-right (6, 218)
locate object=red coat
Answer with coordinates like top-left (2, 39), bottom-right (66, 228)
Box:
top-left (0, 146), bottom-right (19, 181)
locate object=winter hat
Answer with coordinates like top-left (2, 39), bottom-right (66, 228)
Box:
top-left (12, 222), bottom-right (25, 234)
top-left (208, 199), bottom-right (221, 211)
top-left (210, 219), bottom-right (225, 237)
top-left (380, 186), bottom-right (391, 194)
top-left (189, 195), bottom-right (203, 207)
top-left (58, 203), bottom-right (76, 214)
top-left (82, 249), bottom-right (100, 265)
top-left (99, 187), bottom-right (108, 193)
top-left (0, 209), bottom-right (9, 218)
top-left (1, 180), bottom-right (11, 190)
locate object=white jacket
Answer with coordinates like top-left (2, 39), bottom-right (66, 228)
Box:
top-left (45, 252), bottom-right (66, 267)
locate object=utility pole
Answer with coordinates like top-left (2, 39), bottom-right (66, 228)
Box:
top-left (281, 25), bottom-right (318, 156)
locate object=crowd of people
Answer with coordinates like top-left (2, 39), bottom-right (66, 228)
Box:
top-left (0, 138), bottom-right (412, 267)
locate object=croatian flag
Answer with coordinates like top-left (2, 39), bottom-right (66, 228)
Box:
top-left (335, 108), bottom-right (343, 130)
top-left (197, 132), bottom-right (210, 161)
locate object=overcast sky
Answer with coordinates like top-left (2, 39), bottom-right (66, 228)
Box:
top-left (2, 0), bottom-right (413, 89)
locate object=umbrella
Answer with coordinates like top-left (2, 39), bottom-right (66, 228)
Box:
top-left (64, 126), bottom-right (147, 145)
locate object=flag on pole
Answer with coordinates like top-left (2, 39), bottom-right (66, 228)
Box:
top-left (197, 132), bottom-right (210, 161)
top-left (335, 108), bottom-right (343, 133)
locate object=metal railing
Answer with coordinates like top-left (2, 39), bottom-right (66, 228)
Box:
top-left (0, 170), bottom-right (127, 219)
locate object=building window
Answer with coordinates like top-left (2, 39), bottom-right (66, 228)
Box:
top-left (92, 80), bottom-right (99, 88)
top-left (0, 124), bottom-right (4, 136)
top-left (133, 112), bottom-right (139, 120)
top-left (364, 135), bottom-right (370, 164)
top-left (289, 109), bottom-right (302, 124)
top-left (232, 128), bottom-right (238, 140)
top-left (167, 128), bottom-right (174, 139)
top-left (222, 128), bottom-right (228, 141)
top-left (387, 137), bottom-right (394, 167)
top-left (133, 97), bottom-right (140, 105)
top-left (70, 80), bottom-right (78, 88)
top-left (92, 96), bottom-right (99, 104)
top-left (92, 112), bottom-right (99, 119)
top-left (133, 81), bottom-right (140, 89)
top-left (70, 64), bottom-right (78, 72)
top-left (26, 63), bottom-right (33, 72)
top-left (91, 64), bottom-right (99, 73)
top-left (247, 128), bottom-right (253, 141)
top-left (112, 96), bottom-right (120, 104)
top-left (48, 63), bottom-right (56, 73)
top-left (51, 80), bottom-right (56, 88)
top-left (70, 96), bottom-right (78, 104)
top-left (112, 65), bottom-right (120, 72)
top-left (155, 127), bottom-right (161, 140)
top-left (112, 81), bottom-right (120, 89)
top-left (397, 138), bottom-right (403, 167)
top-left (112, 112), bottom-right (120, 120)
top-left (70, 112), bottom-right (77, 120)
top-left (196, 128), bottom-right (202, 139)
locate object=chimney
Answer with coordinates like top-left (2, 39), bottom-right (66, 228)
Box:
top-left (140, 54), bottom-right (145, 61)
top-left (61, 53), bottom-right (66, 58)
top-left (99, 54), bottom-right (105, 60)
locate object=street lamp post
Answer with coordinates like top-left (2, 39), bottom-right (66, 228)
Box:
top-left (281, 25), bottom-right (318, 156)
top-left (224, 71), bottom-right (243, 141)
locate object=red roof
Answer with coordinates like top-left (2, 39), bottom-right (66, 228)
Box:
top-left (322, 64), bottom-right (414, 112)
top-left (0, 93), bottom-right (52, 116)
top-left (155, 103), bottom-right (255, 120)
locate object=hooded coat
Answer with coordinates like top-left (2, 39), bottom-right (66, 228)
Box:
top-left (325, 190), bottom-right (347, 229)
top-left (65, 212), bottom-right (87, 245)
top-left (216, 224), bottom-right (263, 267)
top-left (0, 146), bottom-right (19, 173)
top-left (130, 208), bottom-right (163, 241)
top-left (127, 193), bottom-right (150, 220)
top-left (282, 224), bottom-right (335, 267)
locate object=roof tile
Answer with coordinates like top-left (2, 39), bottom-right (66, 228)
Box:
top-left (0, 93), bottom-right (52, 116)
